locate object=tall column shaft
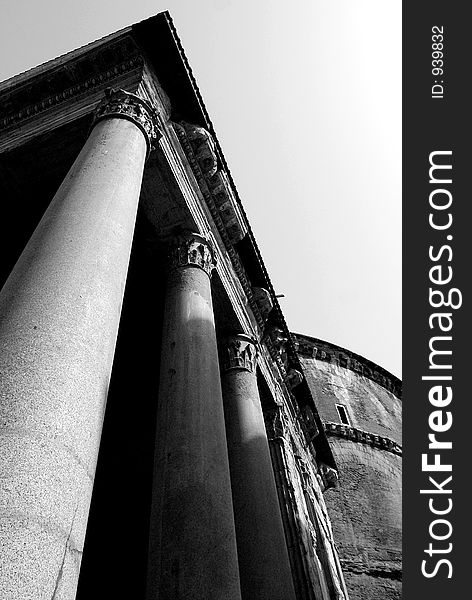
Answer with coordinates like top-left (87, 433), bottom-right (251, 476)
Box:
top-left (0, 90), bottom-right (158, 599)
top-left (222, 334), bottom-right (296, 600)
top-left (147, 234), bottom-right (241, 600)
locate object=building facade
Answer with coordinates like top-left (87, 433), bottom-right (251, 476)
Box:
top-left (0, 11), bottom-right (400, 600)
top-left (294, 334), bottom-right (402, 600)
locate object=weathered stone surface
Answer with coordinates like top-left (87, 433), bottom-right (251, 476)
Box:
top-left (0, 114), bottom-right (148, 599)
top-left (297, 342), bottom-right (402, 600)
top-left (329, 441), bottom-right (402, 557)
top-left (299, 356), bottom-right (402, 444)
top-left (221, 335), bottom-right (296, 600)
top-left (294, 334), bottom-right (402, 398)
top-left (0, 15), bottom-right (395, 600)
top-left (147, 246), bottom-right (241, 600)
top-left (264, 402), bottom-right (349, 600)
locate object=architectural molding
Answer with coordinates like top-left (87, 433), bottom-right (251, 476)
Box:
top-left (1, 56), bottom-right (143, 130)
top-left (167, 232), bottom-right (216, 277)
top-left (264, 406), bottom-right (290, 441)
top-left (0, 50), bottom-right (145, 153)
top-left (294, 333), bottom-right (402, 398)
top-left (251, 287), bottom-right (273, 323)
top-left (223, 334), bottom-right (258, 373)
top-left (261, 325), bottom-right (290, 375)
top-left (263, 325), bottom-right (288, 351)
top-left (180, 122), bottom-right (218, 178)
top-left (175, 121), bottom-right (247, 245)
top-left (206, 170), bottom-right (247, 244)
top-left (93, 88), bottom-right (160, 152)
top-left (265, 405), bottom-right (346, 599)
top-left (285, 368), bottom-right (303, 390)
top-left (159, 119), bottom-right (293, 413)
top-left (171, 125), bottom-right (310, 392)
top-left (318, 462), bottom-right (339, 490)
top-left (173, 120), bottom-right (291, 378)
top-left (324, 422), bottom-right (402, 456)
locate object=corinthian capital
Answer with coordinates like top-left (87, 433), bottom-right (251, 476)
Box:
top-left (168, 232), bottom-right (216, 277)
top-left (223, 334), bottom-right (258, 373)
top-left (93, 88), bottom-right (160, 152)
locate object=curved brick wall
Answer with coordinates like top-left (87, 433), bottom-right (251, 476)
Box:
top-left (293, 333), bottom-right (402, 600)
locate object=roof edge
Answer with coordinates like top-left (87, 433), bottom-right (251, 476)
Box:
top-left (292, 332), bottom-right (402, 398)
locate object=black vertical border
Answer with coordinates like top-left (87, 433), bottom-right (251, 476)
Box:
top-left (403, 3), bottom-right (469, 598)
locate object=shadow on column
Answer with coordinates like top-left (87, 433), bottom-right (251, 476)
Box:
top-left (76, 211), bottom-right (165, 600)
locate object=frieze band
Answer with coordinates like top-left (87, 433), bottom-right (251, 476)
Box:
top-left (167, 232), bottom-right (217, 277)
top-left (0, 52), bottom-right (143, 130)
top-left (324, 421), bottom-right (402, 456)
top-left (223, 334), bottom-right (258, 373)
top-left (294, 334), bottom-right (402, 398)
top-left (93, 88), bottom-right (160, 152)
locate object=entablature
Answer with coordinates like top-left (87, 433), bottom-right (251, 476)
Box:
top-left (0, 34), bottom-right (147, 153)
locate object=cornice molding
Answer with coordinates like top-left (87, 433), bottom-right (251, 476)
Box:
top-left (181, 122), bottom-right (218, 178)
top-left (173, 122), bottom-right (305, 382)
top-left (1, 56), bottom-right (143, 131)
top-left (176, 121), bottom-right (248, 245)
top-left (156, 121), bottom-right (295, 410)
top-left (261, 325), bottom-right (290, 377)
top-left (0, 35), bottom-right (148, 154)
top-left (293, 334), bottom-right (402, 399)
top-left (251, 287), bottom-right (273, 323)
top-left (173, 121), bottom-right (285, 368)
top-left (324, 421), bottom-right (402, 456)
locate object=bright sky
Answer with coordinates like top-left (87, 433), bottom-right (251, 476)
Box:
top-left (0, 0), bottom-right (401, 377)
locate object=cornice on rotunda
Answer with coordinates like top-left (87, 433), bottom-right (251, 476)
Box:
top-left (293, 333), bottom-right (402, 399)
top-left (324, 421), bottom-right (402, 456)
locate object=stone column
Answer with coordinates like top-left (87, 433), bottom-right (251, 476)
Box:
top-left (221, 334), bottom-right (296, 600)
top-left (147, 233), bottom-right (242, 600)
top-left (0, 89), bottom-right (159, 599)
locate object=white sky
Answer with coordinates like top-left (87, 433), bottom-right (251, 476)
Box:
top-left (0, 0), bottom-right (401, 377)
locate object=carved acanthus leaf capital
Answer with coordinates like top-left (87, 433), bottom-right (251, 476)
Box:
top-left (223, 334), bottom-right (258, 373)
top-left (93, 88), bottom-right (160, 152)
top-left (168, 232), bottom-right (216, 277)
